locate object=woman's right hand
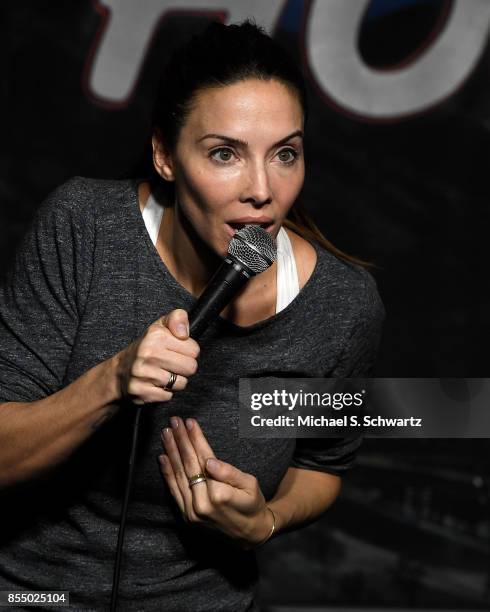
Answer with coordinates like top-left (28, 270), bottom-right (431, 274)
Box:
top-left (115, 309), bottom-right (200, 405)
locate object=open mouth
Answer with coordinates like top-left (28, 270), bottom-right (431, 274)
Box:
top-left (226, 221), bottom-right (273, 234)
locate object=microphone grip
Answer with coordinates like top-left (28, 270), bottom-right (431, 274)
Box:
top-left (189, 258), bottom-right (252, 339)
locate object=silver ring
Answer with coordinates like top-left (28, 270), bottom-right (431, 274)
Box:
top-left (163, 371), bottom-right (177, 391)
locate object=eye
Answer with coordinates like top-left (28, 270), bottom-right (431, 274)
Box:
top-left (210, 147), bottom-right (236, 163)
top-left (276, 148), bottom-right (298, 165)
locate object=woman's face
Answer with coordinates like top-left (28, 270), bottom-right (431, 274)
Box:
top-left (155, 78), bottom-right (305, 258)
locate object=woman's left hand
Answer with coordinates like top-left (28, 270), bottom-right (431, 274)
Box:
top-left (159, 416), bottom-right (274, 549)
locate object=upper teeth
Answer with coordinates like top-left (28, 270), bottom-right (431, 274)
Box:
top-left (232, 222), bottom-right (262, 228)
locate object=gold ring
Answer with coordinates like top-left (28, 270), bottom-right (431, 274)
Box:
top-left (188, 473), bottom-right (207, 488)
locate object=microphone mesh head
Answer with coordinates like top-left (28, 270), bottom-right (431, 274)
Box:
top-left (227, 225), bottom-right (277, 274)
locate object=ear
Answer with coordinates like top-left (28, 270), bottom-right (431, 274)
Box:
top-left (152, 131), bottom-right (175, 182)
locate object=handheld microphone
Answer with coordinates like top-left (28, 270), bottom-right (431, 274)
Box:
top-left (189, 225), bottom-right (277, 339)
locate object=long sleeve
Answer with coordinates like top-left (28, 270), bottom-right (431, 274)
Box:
top-left (0, 177), bottom-right (96, 402)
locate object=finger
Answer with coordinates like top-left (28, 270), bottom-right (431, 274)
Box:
top-left (204, 457), bottom-right (256, 493)
top-left (169, 417), bottom-right (212, 514)
top-left (147, 329), bottom-right (201, 360)
top-left (137, 351), bottom-right (197, 379)
top-left (170, 417), bottom-right (216, 519)
top-left (184, 418), bottom-right (216, 463)
top-left (170, 417), bottom-right (207, 476)
top-left (182, 420), bottom-right (243, 489)
top-left (161, 309), bottom-right (189, 340)
top-left (161, 425), bottom-right (208, 520)
top-left (183, 419), bottom-right (237, 508)
top-left (130, 363), bottom-right (188, 392)
top-left (158, 454), bottom-right (185, 514)
top-left (127, 377), bottom-right (174, 405)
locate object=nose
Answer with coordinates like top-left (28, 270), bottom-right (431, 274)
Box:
top-left (239, 161), bottom-right (273, 207)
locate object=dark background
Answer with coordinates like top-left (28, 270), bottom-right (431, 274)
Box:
top-left (1, 0), bottom-right (489, 609)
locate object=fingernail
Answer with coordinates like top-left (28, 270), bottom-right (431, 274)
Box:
top-left (206, 458), bottom-right (218, 471)
top-left (170, 416), bottom-right (179, 429)
top-left (177, 324), bottom-right (187, 337)
top-left (158, 454), bottom-right (167, 466)
top-left (162, 427), bottom-right (172, 440)
top-left (185, 418), bottom-right (193, 431)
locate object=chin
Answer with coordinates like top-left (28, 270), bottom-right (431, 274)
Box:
top-left (209, 235), bottom-right (229, 261)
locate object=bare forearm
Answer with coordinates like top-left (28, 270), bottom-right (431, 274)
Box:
top-left (0, 355), bottom-right (121, 488)
top-left (267, 467), bottom-right (341, 535)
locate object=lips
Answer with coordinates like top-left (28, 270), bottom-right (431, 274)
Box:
top-left (225, 218), bottom-right (274, 237)
top-left (225, 216), bottom-right (274, 235)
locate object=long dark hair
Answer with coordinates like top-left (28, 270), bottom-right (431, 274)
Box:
top-left (141, 20), bottom-right (368, 267)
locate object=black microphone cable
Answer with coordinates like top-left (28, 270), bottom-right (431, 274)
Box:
top-left (110, 404), bottom-right (142, 612)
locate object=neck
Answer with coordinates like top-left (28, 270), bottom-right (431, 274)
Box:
top-left (160, 204), bottom-right (222, 297)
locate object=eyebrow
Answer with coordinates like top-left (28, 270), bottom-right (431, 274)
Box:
top-left (197, 129), bottom-right (304, 148)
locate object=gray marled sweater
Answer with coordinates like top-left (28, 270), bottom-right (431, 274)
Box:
top-left (0, 177), bottom-right (384, 611)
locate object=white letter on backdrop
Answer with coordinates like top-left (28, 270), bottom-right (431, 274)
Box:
top-left (88, 0), bottom-right (285, 104)
top-left (305, 0), bottom-right (490, 120)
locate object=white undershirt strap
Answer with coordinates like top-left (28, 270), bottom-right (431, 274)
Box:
top-left (142, 192), bottom-right (300, 314)
top-left (275, 225), bottom-right (300, 313)
top-left (141, 191), bottom-right (164, 246)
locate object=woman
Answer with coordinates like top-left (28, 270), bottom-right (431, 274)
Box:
top-left (0, 21), bottom-right (384, 611)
